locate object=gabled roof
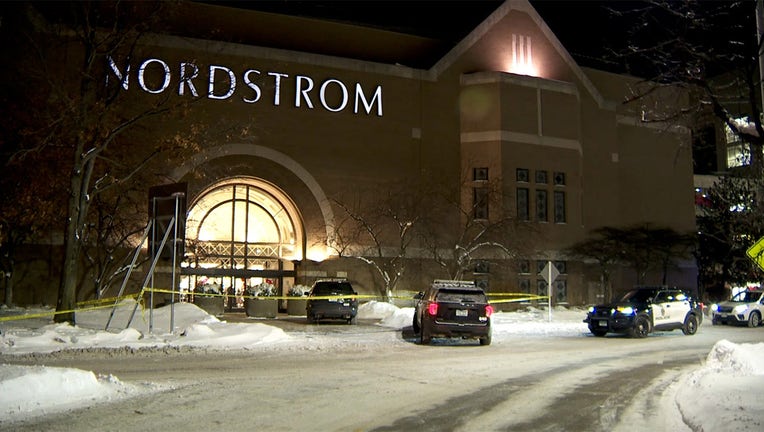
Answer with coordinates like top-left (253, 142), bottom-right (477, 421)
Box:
top-left (431, 0), bottom-right (607, 108)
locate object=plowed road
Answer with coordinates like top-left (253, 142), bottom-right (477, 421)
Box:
top-left (2, 317), bottom-right (761, 431)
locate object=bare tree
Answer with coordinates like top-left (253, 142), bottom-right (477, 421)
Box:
top-left (327, 181), bottom-right (423, 302)
top-left (0, 2), bottom-right (200, 321)
top-left (566, 224), bottom-right (696, 296)
top-left (606, 1), bottom-right (764, 292)
top-left (420, 174), bottom-right (521, 281)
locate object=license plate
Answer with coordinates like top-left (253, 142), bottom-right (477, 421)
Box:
top-left (598, 320), bottom-right (608, 327)
top-left (456, 309), bottom-right (468, 317)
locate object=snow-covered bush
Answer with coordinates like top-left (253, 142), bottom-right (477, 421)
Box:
top-left (246, 282), bottom-right (276, 297)
top-left (195, 282), bottom-right (222, 295)
top-left (288, 285), bottom-right (310, 297)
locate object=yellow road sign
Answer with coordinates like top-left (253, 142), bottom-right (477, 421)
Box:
top-left (746, 237), bottom-right (764, 271)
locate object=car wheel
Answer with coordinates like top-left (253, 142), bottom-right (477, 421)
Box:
top-left (629, 315), bottom-right (650, 338)
top-left (306, 314), bottom-right (315, 324)
top-left (748, 311), bottom-right (761, 328)
top-left (412, 316), bottom-right (420, 333)
top-left (479, 334), bottom-right (491, 346)
top-left (712, 317), bottom-right (720, 325)
top-left (420, 328), bottom-right (431, 345)
top-left (348, 316), bottom-right (357, 325)
top-left (682, 314), bottom-right (699, 335)
top-left (591, 328), bottom-right (607, 337)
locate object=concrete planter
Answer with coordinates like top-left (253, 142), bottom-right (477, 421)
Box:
top-left (193, 296), bottom-right (225, 317)
top-left (286, 298), bottom-right (307, 316)
top-left (245, 297), bottom-right (278, 318)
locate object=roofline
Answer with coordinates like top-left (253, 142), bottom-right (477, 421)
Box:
top-left (429, 0), bottom-right (609, 109)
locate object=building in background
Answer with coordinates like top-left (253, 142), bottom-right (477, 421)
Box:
top-left (6, 0), bottom-right (697, 309)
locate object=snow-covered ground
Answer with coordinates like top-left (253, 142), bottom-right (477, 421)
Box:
top-left (1, 300), bottom-right (763, 429)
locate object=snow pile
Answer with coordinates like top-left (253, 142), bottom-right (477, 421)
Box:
top-left (0, 365), bottom-right (145, 420)
top-left (676, 340), bottom-right (764, 431)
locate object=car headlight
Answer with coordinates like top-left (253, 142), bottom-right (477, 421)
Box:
top-left (733, 304), bottom-right (749, 314)
top-left (588, 306), bottom-right (595, 314)
top-left (616, 306), bottom-right (634, 315)
top-left (710, 303), bottom-right (719, 312)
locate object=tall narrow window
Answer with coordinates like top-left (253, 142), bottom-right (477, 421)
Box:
top-left (517, 188), bottom-right (529, 221)
top-left (474, 187), bottom-right (489, 220)
top-left (536, 190), bottom-right (547, 222)
top-left (554, 191), bottom-right (566, 223)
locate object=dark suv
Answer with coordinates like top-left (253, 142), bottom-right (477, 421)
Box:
top-left (412, 280), bottom-right (493, 345)
top-left (584, 286), bottom-right (703, 338)
top-left (306, 279), bottom-right (358, 324)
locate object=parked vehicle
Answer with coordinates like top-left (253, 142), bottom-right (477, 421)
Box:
top-left (412, 280), bottom-right (493, 345)
top-left (584, 286), bottom-right (703, 338)
top-left (306, 279), bottom-right (358, 324)
top-left (711, 289), bottom-right (764, 327)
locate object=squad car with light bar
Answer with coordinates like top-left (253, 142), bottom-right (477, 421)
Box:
top-left (584, 286), bottom-right (703, 338)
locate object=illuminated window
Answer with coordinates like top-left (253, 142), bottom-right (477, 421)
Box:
top-left (725, 117), bottom-right (752, 168)
top-left (186, 178), bottom-right (302, 263)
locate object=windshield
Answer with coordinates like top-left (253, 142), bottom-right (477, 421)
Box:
top-left (312, 282), bottom-right (354, 296)
top-left (732, 291), bottom-right (763, 303)
top-left (615, 289), bottom-right (655, 303)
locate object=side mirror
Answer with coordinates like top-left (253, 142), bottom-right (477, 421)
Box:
top-left (414, 292), bottom-right (423, 300)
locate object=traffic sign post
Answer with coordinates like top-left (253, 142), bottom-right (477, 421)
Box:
top-left (540, 261), bottom-right (560, 322)
top-left (746, 237), bottom-right (764, 272)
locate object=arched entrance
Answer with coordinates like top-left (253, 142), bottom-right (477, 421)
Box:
top-left (180, 177), bottom-right (304, 311)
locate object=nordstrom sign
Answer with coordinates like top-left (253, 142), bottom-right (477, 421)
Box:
top-left (106, 56), bottom-right (383, 116)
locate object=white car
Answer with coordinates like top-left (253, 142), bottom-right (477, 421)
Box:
top-left (711, 290), bottom-right (764, 327)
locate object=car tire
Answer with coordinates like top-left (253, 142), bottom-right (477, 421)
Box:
top-left (306, 314), bottom-right (315, 324)
top-left (629, 315), bottom-right (650, 338)
top-left (420, 328), bottom-right (431, 345)
top-left (479, 334), bottom-right (491, 346)
top-left (412, 316), bottom-right (420, 334)
top-left (348, 316), bottom-right (357, 325)
top-left (712, 317), bottom-right (720, 325)
top-left (748, 311), bottom-right (761, 328)
top-left (682, 314), bottom-right (699, 335)
top-left (591, 328), bottom-right (607, 337)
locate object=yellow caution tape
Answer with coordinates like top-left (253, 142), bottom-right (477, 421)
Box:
top-left (0, 289), bottom-right (549, 323)
top-left (0, 293), bottom-right (141, 323)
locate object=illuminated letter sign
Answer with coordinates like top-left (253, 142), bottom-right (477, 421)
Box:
top-left (105, 56), bottom-right (383, 117)
top-left (138, 58), bottom-right (171, 94)
top-left (320, 79), bottom-right (348, 112)
top-left (208, 65), bottom-right (236, 100)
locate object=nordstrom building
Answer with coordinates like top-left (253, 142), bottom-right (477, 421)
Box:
top-left (11, 0), bottom-right (698, 309)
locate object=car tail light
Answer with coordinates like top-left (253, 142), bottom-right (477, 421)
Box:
top-left (485, 305), bottom-right (494, 317)
top-left (427, 302), bottom-right (439, 316)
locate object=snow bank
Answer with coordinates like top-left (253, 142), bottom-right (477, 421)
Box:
top-left (676, 340), bottom-right (764, 431)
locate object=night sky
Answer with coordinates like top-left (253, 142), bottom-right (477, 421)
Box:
top-left (209, 0), bottom-right (629, 72)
